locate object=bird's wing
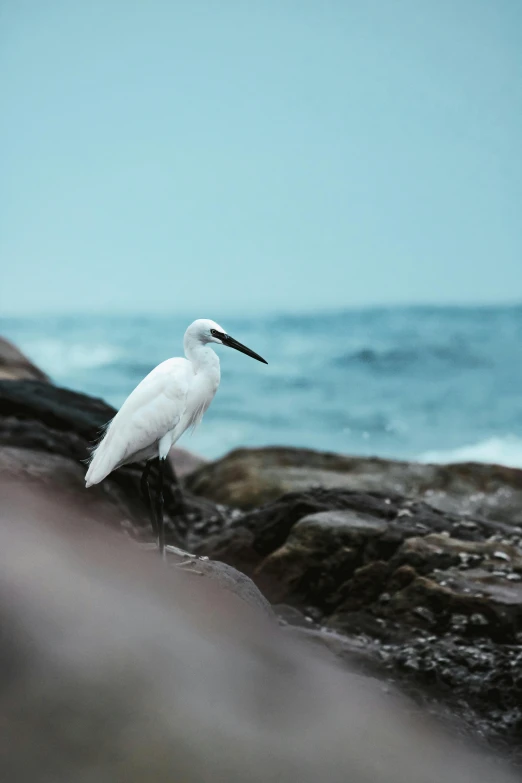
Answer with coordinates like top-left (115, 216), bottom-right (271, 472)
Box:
top-left (85, 358), bottom-right (192, 485)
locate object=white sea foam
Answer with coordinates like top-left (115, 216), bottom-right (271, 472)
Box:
top-left (22, 340), bottom-right (120, 377)
top-left (418, 436), bottom-right (522, 469)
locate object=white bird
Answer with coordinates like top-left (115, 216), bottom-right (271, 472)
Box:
top-left (85, 318), bottom-right (267, 554)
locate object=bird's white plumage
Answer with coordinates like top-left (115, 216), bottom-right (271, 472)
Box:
top-left (85, 319), bottom-right (224, 487)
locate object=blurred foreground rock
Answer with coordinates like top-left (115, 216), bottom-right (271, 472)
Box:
top-left (1, 480), bottom-right (519, 783)
top-left (185, 446), bottom-right (522, 525)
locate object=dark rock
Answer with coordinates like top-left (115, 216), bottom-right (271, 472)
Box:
top-left (389, 533), bottom-right (522, 576)
top-left (378, 570), bottom-right (521, 642)
top-left (386, 634), bottom-right (522, 751)
top-left (296, 509), bottom-right (389, 540)
top-left (329, 561), bottom-right (390, 612)
top-left (186, 445), bottom-right (522, 526)
top-left (0, 379), bottom-right (132, 459)
top-left (191, 489), bottom-right (400, 566)
top-left (253, 510), bottom-right (387, 604)
top-left (0, 337), bottom-right (49, 382)
top-left (273, 604), bottom-right (316, 628)
top-left (388, 534), bottom-right (463, 574)
top-left (191, 488), bottom-right (517, 598)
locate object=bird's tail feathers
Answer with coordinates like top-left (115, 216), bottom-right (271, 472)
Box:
top-left (82, 418), bottom-right (114, 466)
top-left (85, 447), bottom-right (112, 487)
top-left (84, 420), bottom-right (115, 487)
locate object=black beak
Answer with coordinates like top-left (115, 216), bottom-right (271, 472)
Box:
top-left (220, 333), bottom-right (267, 364)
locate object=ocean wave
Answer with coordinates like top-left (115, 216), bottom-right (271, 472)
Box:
top-left (418, 436), bottom-right (522, 469)
top-left (333, 345), bottom-right (487, 371)
top-left (3, 306), bottom-right (522, 464)
top-left (21, 340), bottom-right (121, 377)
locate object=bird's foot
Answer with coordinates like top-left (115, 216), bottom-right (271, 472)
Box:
top-left (164, 544), bottom-right (196, 559)
top-left (164, 545), bottom-right (208, 569)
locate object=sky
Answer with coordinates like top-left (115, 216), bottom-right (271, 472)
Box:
top-left (1, 0), bottom-right (521, 315)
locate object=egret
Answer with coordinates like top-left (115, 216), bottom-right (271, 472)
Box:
top-left (85, 319), bottom-right (267, 555)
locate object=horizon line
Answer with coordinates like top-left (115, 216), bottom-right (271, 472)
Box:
top-left (1, 300), bottom-right (522, 320)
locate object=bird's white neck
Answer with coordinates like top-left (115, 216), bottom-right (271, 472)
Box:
top-left (184, 334), bottom-right (220, 374)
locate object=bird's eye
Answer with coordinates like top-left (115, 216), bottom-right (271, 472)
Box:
top-left (210, 329), bottom-right (218, 336)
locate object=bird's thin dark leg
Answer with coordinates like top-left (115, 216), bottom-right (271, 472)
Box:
top-left (140, 460), bottom-right (158, 538)
top-left (170, 464), bottom-right (185, 510)
top-left (156, 458), bottom-right (166, 558)
top-left (169, 463), bottom-right (191, 542)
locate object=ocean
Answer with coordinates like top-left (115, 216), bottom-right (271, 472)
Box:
top-left (2, 305), bottom-right (522, 468)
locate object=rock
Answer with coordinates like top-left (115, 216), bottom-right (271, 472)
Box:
top-left (0, 379), bottom-right (126, 459)
top-left (254, 510), bottom-right (388, 604)
top-left (185, 446), bottom-right (522, 526)
top-left (388, 533), bottom-right (522, 576)
top-left (296, 509), bottom-right (389, 541)
top-left (0, 446), bottom-right (147, 535)
top-left (0, 336), bottom-right (49, 382)
top-left (190, 488), bottom-right (400, 566)
top-left (191, 487), bottom-right (515, 584)
top-left (373, 568), bottom-right (522, 642)
top-left (175, 556), bottom-right (273, 618)
top-left (274, 604), bottom-right (317, 628)
top-left (3, 479), bottom-right (520, 783)
top-left (188, 486), bottom-right (522, 757)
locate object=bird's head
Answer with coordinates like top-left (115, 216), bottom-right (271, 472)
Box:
top-left (186, 319), bottom-right (267, 364)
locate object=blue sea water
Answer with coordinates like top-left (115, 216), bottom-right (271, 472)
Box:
top-left (2, 306), bottom-right (522, 467)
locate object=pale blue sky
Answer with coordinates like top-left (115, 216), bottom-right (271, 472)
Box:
top-left (1, 0), bottom-right (521, 315)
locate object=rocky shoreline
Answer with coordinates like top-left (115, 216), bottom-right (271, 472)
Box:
top-left (1, 339), bottom-right (522, 769)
